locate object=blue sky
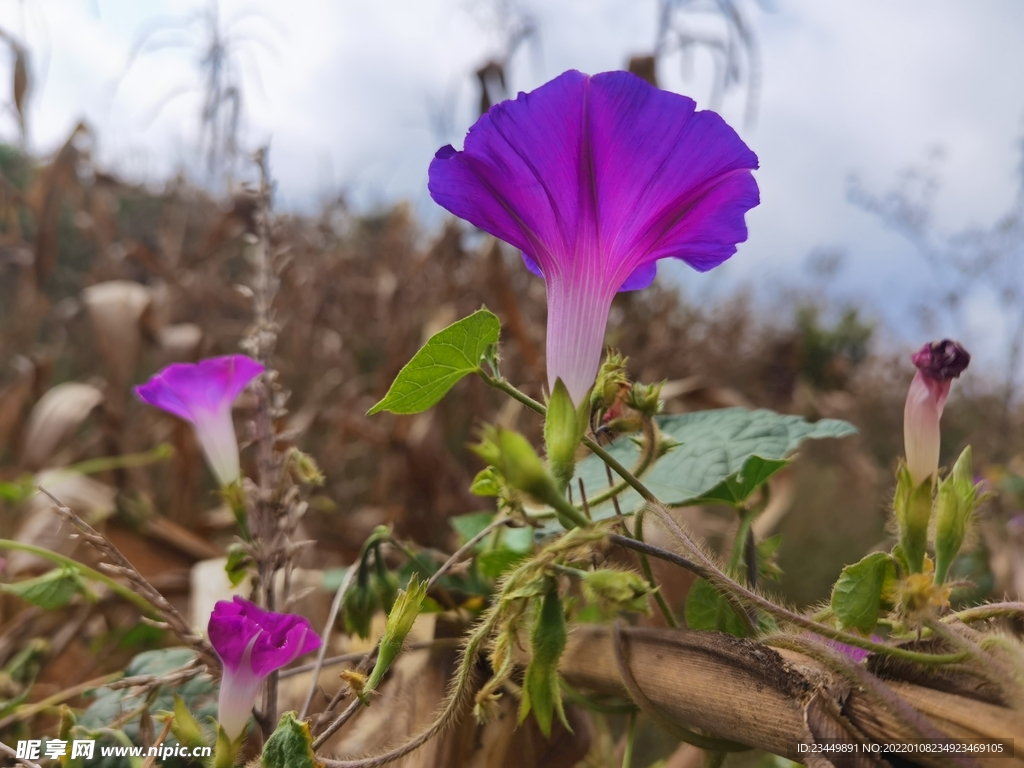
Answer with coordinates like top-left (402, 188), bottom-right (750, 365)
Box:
top-left (3, 0), bottom-right (1023, 377)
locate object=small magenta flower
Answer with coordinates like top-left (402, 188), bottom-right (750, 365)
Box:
top-left (135, 355), bottom-right (264, 487)
top-left (903, 340), bottom-right (970, 486)
top-left (208, 596), bottom-right (321, 740)
top-left (429, 70), bottom-right (759, 405)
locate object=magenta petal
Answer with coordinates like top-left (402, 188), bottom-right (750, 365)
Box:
top-left (429, 70), bottom-right (758, 402)
top-left (618, 262), bottom-right (658, 292)
top-left (135, 355), bottom-right (264, 486)
top-left (135, 355), bottom-right (264, 423)
top-left (209, 596), bottom-right (321, 677)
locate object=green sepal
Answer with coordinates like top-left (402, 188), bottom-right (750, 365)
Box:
top-left (934, 446), bottom-right (980, 584)
top-left (830, 552), bottom-right (898, 634)
top-left (893, 464), bottom-right (933, 573)
top-left (168, 693), bottom-right (208, 751)
top-left (368, 308), bottom-right (501, 415)
top-left (213, 724), bottom-right (238, 768)
top-left (519, 585), bottom-right (570, 737)
top-left (261, 712), bottom-right (323, 768)
top-left (544, 379), bottom-right (586, 491)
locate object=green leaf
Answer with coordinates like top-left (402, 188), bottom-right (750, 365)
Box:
top-left (684, 578), bottom-right (751, 638)
top-left (213, 724), bottom-right (237, 768)
top-left (262, 712), bottom-right (322, 768)
top-left (555, 408), bottom-right (857, 528)
top-left (477, 549), bottom-right (527, 579)
top-left (322, 567), bottom-right (349, 592)
top-left (519, 586), bottom-right (570, 737)
top-left (79, 648), bottom-right (217, 768)
top-left (224, 544), bottom-right (251, 588)
top-left (830, 552), bottom-right (898, 634)
top-left (1, 566), bottom-right (88, 609)
top-left (500, 526), bottom-right (535, 554)
top-left (450, 511), bottom-right (495, 546)
top-left (368, 308), bottom-right (500, 415)
top-left (686, 456), bottom-right (790, 507)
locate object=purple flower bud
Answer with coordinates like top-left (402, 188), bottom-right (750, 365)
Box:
top-left (135, 355), bottom-right (264, 487)
top-left (208, 596), bottom-right (321, 740)
top-left (904, 340), bottom-right (969, 486)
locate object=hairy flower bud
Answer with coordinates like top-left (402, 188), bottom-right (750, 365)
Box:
top-left (903, 340), bottom-right (970, 486)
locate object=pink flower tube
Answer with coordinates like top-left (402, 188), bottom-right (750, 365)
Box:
top-left (135, 355), bottom-right (264, 487)
top-left (208, 596), bottom-right (321, 740)
top-left (903, 340), bottom-right (970, 486)
top-left (429, 70), bottom-right (759, 405)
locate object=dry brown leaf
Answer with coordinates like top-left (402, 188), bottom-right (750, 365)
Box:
top-left (21, 382), bottom-right (103, 470)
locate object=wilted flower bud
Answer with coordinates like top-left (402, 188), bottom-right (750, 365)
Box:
top-left (903, 340), bottom-right (970, 486)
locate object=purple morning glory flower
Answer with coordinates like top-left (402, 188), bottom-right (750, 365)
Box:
top-left (429, 70), bottom-right (759, 405)
top-left (208, 596), bottom-right (321, 740)
top-left (135, 355), bottom-right (264, 487)
top-left (904, 340), bottom-right (970, 485)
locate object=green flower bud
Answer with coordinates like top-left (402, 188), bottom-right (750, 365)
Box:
top-left (625, 381), bottom-right (664, 418)
top-left (581, 569), bottom-right (653, 614)
top-left (343, 581), bottom-right (377, 640)
top-left (590, 350), bottom-right (630, 413)
top-left (372, 567), bottom-right (400, 614)
top-left (934, 446), bottom-right (980, 584)
top-left (469, 466), bottom-right (503, 497)
top-left (473, 426), bottom-right (590, 529)
top-left (893, 464), bottom-right (933, 574)
top-left (365, 576), bottom-right (428, 700)
top-left (288, 448), bottom-right (325, 485)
